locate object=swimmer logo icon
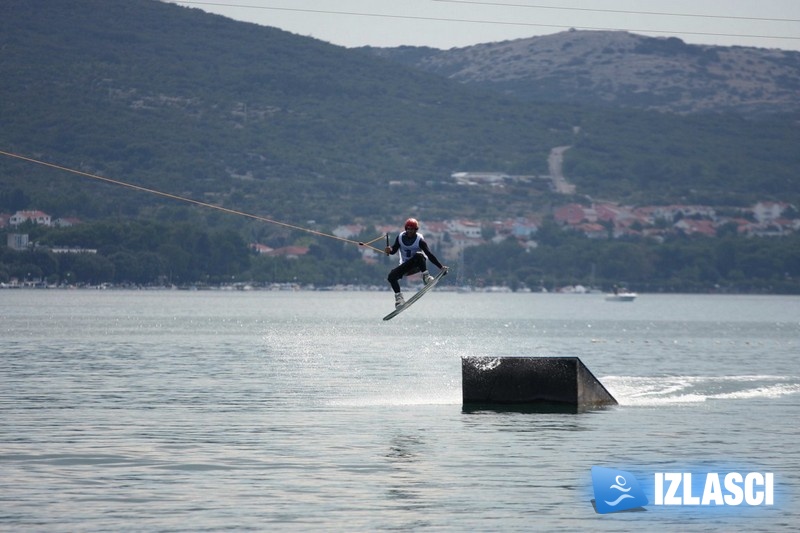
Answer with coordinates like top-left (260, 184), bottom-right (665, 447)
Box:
top-left (591, 466), bottom-right (649, 514)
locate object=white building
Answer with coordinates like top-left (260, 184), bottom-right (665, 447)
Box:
top-left (447, 219), bottom-right (482, 239)
top-left (752, 201), bottom-right (790, 223)
top-left (10, 210), bottom-right (51, 227)
top-left (7, 233), bottom-right (29, 250)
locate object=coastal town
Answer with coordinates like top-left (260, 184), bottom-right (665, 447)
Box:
top-left (317, 200), bottom-right (797, 264)
top-left (4, 199), bottom-right (798, 268)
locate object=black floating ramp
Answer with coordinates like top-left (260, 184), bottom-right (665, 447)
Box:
top-left (462, 356), bottom-right (618, 413)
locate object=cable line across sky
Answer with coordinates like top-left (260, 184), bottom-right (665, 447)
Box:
top-left (173, 1), bottom-right (800, 42)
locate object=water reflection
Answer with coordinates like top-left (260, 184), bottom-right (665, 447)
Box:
top-left (462, 403), bottom-right (619, 415)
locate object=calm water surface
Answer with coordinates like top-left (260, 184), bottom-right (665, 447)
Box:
top-left (1, 290), bottom-right (799, 531)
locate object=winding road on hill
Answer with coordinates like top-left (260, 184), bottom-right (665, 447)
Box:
top-left (548, 145), bottom-right (576, 195)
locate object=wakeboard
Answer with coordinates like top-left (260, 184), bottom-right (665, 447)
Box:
top-left (383, 268), bottom-right (448, 321)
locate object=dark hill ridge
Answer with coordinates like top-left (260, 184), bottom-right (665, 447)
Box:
top-left (366, 30), bottom-right (800, 115)
top-left (0, 0), bottom-right (576, 222)
top-left (1, 1), bottom-right (798, 229)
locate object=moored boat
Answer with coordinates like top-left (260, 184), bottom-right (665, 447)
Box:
top-left (604, 292), bottom-right (637, 302)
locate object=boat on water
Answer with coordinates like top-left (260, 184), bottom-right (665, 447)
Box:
top-left (605, 284), bottom-right (636, 301)
top-left (604, 292), bottom-right (637, 302)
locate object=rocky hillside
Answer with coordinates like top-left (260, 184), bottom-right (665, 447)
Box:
top-left (366, 30), bottom-right (800, 115)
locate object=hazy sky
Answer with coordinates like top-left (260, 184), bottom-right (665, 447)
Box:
top-left (164, 0), bottom-right (800, 51)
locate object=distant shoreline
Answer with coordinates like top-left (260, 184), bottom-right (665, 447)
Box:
top-left (3, 283), bottom-right (796, 296)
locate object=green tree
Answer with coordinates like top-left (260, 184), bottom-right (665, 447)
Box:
top-left (68, 253), bottom-right (115, 284)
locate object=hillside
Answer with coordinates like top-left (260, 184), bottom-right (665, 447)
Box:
top-left (0, 0), bottom-right (798, 233)
top-left (0, 0), bottom-right (571, 225)
top-left (366, 30), bottom-right (800, 115)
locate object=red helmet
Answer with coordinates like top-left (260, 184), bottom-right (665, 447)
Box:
top-left (404, 218), bottom-right (419, 230)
